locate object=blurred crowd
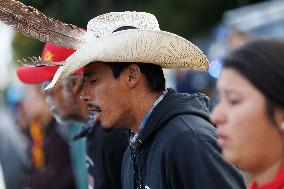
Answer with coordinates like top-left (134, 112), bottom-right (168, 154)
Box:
top-left (0, 84), bottom-right (85, 189)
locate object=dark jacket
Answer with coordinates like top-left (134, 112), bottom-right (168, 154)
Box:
top-left (86, 123), bottom-right (129, 189)
top-left (122, 89), bottom-right (246, 189)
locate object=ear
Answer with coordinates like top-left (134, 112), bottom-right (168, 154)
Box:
top-left (127, 64), bottom-right (142, 88)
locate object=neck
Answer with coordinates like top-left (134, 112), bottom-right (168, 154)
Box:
top-left (130, 90), bottom-right (163, 133)
top-left (254, 158), bottom-right (284, 185)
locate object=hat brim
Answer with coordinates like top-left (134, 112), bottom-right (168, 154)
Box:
top-left (17, 66), bottom-right (83, 84)
top-left (17, 66), bottom-right (59, 84)
top-left (46, 29), bottom-right (208, 89)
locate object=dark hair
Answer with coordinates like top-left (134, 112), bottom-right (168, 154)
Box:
top-left (106, 62), bottom-right (165, 92)
top-left (222, 39), bottom-right (284, 124)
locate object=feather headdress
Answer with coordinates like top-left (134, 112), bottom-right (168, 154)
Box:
top-left (0, 0), bottom-right (87, 66)
top-left (0, 0), bottom-right (86, 67)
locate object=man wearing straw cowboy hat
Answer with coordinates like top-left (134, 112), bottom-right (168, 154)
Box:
top-left (44, 12), bottom-right (246, 189)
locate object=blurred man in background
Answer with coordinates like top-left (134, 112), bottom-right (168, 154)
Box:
top-left (22, 85), bottom-right (77, 189)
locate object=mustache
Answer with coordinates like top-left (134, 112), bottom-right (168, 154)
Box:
top-left (86, 102), bottom-right (101, 111)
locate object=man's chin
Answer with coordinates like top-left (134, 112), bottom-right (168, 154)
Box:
top-left (99, 122), bottom-right (114, 131)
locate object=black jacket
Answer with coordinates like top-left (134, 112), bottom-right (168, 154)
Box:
top-left (122, 89), bottom-right (246, 189)
top-left (86, 123), bottom-right (129, 189)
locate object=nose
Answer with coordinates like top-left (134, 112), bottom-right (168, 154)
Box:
top-left (210, 103), bottom-right (226, 127)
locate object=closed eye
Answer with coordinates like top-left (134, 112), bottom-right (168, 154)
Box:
top-left (228, 98), bottom-right (240, 105)
top-left (90, 79), bottom-right (97, 83)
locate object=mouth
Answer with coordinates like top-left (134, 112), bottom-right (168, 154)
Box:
top-left (216, 129), bottom-right (228, 148)
top-left (217, 136), bottom-right (227, 148)
top-left (86, 103), bottom-right (102, 114)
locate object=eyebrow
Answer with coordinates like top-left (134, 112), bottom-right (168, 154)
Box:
top-left (223, 88), bottom-right (242, 97)
top-left (215, 85), bottom-right (242, 97)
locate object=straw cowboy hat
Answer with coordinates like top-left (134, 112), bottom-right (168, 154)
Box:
top-left (38, 11), bottom-right (209, 89)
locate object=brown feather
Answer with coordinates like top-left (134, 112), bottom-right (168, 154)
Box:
top-left (0, 0), bottom-right (85, 49)
top-left (18, 56), bottom-right (64, 67)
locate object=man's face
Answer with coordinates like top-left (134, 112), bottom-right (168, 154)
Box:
top-left (43, 78), bottom-right (81, 123)
top-left (81, 62), bottom-right (132, 129)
